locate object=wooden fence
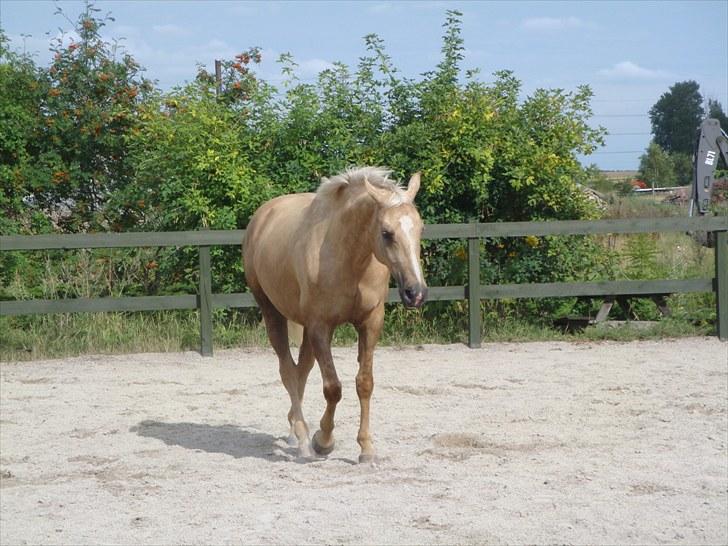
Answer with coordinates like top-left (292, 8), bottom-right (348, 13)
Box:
top-left (2, 216), bottom-right (727, 355)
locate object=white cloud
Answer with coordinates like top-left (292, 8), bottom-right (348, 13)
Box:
top-left (598, 61), bottom-right (672, 80)
top-left (521, 16), bottom-right (584, 31)
top-left (258, 49), bottom-right (334, 80)
top-left (102, 24), bottom-right (238, 83)
top-left (6, 32), bottom-right (52, 58)
top-left (112, 25), bottom-right (139, 38)
top-left (6, 30), bottom-right (83, 63)
top-left (298, 58), bottom-right (335, 77)
top-left (152, 24), bottom-right (190, 37)
top-left (365, 1), bottom-right (451, 16)
top-left (7, 23), bottom-right (330, 89)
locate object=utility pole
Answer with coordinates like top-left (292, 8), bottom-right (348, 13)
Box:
top-left (214, 59), bottom-right (222, 97)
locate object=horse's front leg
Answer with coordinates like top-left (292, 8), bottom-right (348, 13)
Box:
top-left (309, 325), bottom-right (341, 455)
top-left (355, 306), bottom-right (384, 463)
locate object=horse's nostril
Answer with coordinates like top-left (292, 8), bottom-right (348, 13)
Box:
top-left (401, 284), bottom-right (425, 308)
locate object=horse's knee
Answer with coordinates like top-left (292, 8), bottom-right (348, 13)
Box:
top-left (323, 381), bottom-right (342, 405)
top-left (356, 374), bottom-right (373, 399)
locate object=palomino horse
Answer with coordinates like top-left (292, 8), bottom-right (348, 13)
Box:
top-left (243, 167), bottom-right (427, 462)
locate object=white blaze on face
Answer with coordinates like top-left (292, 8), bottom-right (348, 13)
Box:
top-left (399, 214), bottom-right (424, 284)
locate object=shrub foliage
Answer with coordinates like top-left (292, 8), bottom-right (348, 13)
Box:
top-left (3, 7), bottom-right (615, 328)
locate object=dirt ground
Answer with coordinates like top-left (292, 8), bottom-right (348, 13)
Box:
top-left (1, 338), bottom-right (726, 545)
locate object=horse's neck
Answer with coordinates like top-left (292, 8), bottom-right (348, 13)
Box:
top-left (325, 194), bottom-right (378, 273)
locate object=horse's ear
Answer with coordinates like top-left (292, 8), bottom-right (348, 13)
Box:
top-left (365, 177), bottom-right (391, 206)
top-left (404, 172), bottom-right (421, 202)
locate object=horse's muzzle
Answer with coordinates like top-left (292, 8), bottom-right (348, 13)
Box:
top-left (400, 283), bottom-right (428, 308)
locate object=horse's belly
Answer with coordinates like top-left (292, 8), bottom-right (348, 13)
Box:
top-left (258, 269), bottom-right (303, 321)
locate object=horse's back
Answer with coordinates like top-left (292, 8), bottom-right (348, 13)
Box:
top-left (246, 191), bottom-right (313, 241)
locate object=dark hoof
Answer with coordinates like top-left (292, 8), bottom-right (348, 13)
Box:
top-left (311, 431), bottom-right (335, 456)
top-left (358, 453), bottom-right (376, 464)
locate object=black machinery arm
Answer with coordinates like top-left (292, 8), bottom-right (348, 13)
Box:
top-left (691, 118), bottom-right (728, 216)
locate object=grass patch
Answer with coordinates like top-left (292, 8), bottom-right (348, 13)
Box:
top-left (2, 302), bottom-right (715, 362)
top-left (604, 194), bottom-right (684, 219)
top-left (483, 318), bottom-right (568, 343)
top-left (1, 311), bottom-right (197, 361)
top-left (0, 310), bottom-right (267, 361)
top-left (578, 318), bottom-right (713, 341)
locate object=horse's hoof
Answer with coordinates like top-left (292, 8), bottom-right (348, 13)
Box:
top-left (311, 431), bottom-right (335, 455)
top-left (298, 442), bottom-right (313, 459)
top-left (358, 453), bottom-right (376, 464)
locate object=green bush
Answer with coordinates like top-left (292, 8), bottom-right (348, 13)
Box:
top-left (10, 7), bottom-right (684, 355)
top-left (106, 9), bottom-right (607, 300)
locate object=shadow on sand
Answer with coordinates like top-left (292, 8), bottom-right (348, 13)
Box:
top-left (130, 420), bottom-right (295, 461)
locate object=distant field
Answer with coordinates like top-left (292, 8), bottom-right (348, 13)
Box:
top-left (600, 170), bottom-right (639, 181)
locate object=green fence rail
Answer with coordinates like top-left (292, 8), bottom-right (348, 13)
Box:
top-left (2, 216), bottom-right (727, 354)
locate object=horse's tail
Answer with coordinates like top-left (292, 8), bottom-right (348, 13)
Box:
top-left (287, 320), bottom-right (304, 347)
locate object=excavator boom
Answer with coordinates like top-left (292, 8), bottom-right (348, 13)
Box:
top-left (690, 118), bottom-right (728, 216)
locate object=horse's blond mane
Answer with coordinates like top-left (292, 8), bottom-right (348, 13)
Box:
top-left (316, 166), bottom-right (404, 205)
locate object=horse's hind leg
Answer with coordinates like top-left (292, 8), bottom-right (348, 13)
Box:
top-left (297, 329), bottom-right (316, 401)
top-left (286, 330), bottom-right (315, 446)
top-left (309, 325), bottom-right (341, 456)
top-left (253, 290), bottom-right (312, 458)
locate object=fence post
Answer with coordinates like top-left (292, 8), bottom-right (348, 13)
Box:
top-left (716, 230), bottom-right (727, 341)
top-left (199, 245), bottom-right (213, 356)
top-left (467, 219), bottom-right (481, 348)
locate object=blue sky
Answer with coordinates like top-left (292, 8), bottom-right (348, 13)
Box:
top-left (2, 0), bottom-right (727, 170)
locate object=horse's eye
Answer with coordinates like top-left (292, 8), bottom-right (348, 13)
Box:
top-left (382, 230), bottom-right (393, 242)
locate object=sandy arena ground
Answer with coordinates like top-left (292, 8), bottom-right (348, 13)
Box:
top-left (1, 338), bottom-right (727, 545)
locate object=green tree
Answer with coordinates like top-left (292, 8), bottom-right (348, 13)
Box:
top-left (638, 142), bottom-right (677, 189)
top-left (0, 30), bottom-right (50, 235)
top-left (121, 49), bottom-right (275, 230)
top-left (706, 98), bottom-right (728, 129)
top-left (121, 51), bottom-right (280, 293)
top-left (33, 2), bottom-right (152, 231)
top-left (3, 6), bottom-right (613, 311)
top-left (0, 31), bottom-right (54, 296)
top-left (649, 81), bottom-right (704, 154)
top-left (670, 152), bottom-right (693, 185)
top-left (124, 74), bottom-right (275, 231)
top-left (358, 11), bottom-right (607, 290)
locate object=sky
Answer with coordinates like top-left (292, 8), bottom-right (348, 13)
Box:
top-left (2, 0), bottom-right (727, 171)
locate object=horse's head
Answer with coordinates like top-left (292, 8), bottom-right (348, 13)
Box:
top-left (365, 172), bottom-right (428, 308)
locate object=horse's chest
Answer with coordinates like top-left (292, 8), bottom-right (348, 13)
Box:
top-left (298, 274), bottom-right (386, 324)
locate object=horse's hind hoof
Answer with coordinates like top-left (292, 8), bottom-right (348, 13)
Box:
top-left (311, 431), bottom-right (335, 456)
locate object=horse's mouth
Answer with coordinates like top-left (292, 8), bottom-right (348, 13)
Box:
top-left (399, 284), bottom-right (428, 308)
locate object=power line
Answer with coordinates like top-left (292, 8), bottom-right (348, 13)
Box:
top-left (590, 150), bottom-right (644, 154)
top-left (591, 99), bottom-right (653, 103)
top-left (592, 114), bottom-right (649, 118)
